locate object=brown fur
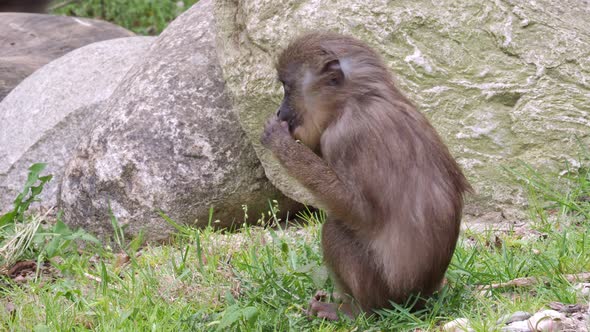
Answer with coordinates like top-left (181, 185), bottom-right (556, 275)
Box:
top-left (261, 31), bottom-right (472, 320)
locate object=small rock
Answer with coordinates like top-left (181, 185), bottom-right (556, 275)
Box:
top-left (442, 318), bottom-right (474, 332)
top-left (12, 275), bottom-right (26, 283)
top-left (566, 312), bottom-right (589, 332)
top-left (497, 311), bottom-right (533, 325)
top-left (574, 283), bottom-right (590, 298)
top-left (5, 301), bottom-right (15, 315)
top-left (502, 320), bottom-right (532, 332)
top-left (549, 301), bottom-right (588, 314)
top-left (527, 310), bottom-right (564, 332)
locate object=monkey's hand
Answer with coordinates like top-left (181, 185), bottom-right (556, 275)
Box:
top-left (260, 116), bottom-right (291, 149)
top-left (259, 116), bottom-right (362, 226)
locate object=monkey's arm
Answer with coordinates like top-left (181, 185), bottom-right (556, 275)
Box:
top-left (261, 118), bottom-right (363, 227)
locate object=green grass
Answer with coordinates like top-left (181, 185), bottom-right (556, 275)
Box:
top-left (50, 0), bottom-right (200, 35)
top-left (2, 209), bottom-right (589, 331)
top-left (1, 151), bottom-right (588, 330)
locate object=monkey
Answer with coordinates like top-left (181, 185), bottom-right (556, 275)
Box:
top-left (260, 31), bottom-right (472, 320)
top-left (0, 0), bottom-right (50, 13)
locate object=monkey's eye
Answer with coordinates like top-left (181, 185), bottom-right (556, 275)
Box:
top-left (327, 75), bottom-right (342, 86)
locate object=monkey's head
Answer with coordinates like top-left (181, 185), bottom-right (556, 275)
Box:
top-left (274, 32), bottom-right (391, 152)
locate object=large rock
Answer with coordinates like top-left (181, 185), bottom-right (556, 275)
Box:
top-left (214, 0), bottom-right (590, 221)
top-left (0, 13), bottom-right (134, 100)
top-left (0, 36), bottom-right (155, 213)
top-left (59, 0), bottom-right (299, 241)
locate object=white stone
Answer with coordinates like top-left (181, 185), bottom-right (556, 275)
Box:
top-left (442, 318), bottom-right (474, 332)
top-left (527, 310), bottom-right (565, 332)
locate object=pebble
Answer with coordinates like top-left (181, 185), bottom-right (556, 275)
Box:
top-left (501, 320), bottom-right (531, 332)
top-left (574, 283), bottom-right (590, 298)
top-left (442, 318), bottom-right (474, 332)
top-left (527, 310), bottom-right (564, 332)
top-left (448, 304), bottom-right (590, 332)
top-left (497, 311), bottom-right (533, 325)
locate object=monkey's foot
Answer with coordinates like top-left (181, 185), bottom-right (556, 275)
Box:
top-left (307, 291), bottom-right (360, 321)
top-left (307, 291), bottom-right (340, 321)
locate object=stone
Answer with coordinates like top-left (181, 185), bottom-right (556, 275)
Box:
top-left (442, 318), bottom-right (474, 332)
top-left (0, 37), bottom-right (155, 213)
top-left (527, 310), bottom-right (564, 331)
top-left (502, 320), bottom-right (532, 332)
top-left (498, 311), bottom-right (533, 325)
top-left (214, 0), bottom-right (590, 219)
top-left (59, 0), bottom-right (299, 241)
top-left (548, 301), bottom-right (589, 314)
top-left (0, 12), bottom-right (134, 100)
top-left (574, 283), bottom-right (590, 298)
top-left (565, 312), bottom-right (589, 332)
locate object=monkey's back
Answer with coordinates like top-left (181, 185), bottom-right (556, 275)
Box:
top-left (320, 96), bottom-right (469, 302)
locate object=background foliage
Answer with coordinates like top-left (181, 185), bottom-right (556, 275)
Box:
top-left (50, 0), bottom-right (199, 35)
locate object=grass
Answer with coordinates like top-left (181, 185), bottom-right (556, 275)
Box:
top-left (50, 0), bottom-right (200, 35)
top-left (0, 151), bottom-right (589, 330)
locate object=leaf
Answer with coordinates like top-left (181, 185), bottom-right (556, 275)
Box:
top-left (224, 290), bottom-right (236, 305)
top-left (53, 219), bottom-right (72, 236)
top-left (1, 163), bottom-right (52, 225)
top-left (44, 237), bottom-right (62, 258)
top-left (71, 231), bottom-right (100, 244)
top-left (242, 306), bottom-right (259, 325)
top-left (216, 304), bottom-right (241, 331)
top-left (0, 211), bottom-right (15, 228)
top-left (281, 241), bottom-right (289, 254)
top-left (41, 219), bottom-right (99, 258)
top-left (159, 211), bottom-right (184, 233)
top-left (22, 163), bottom-right (46, 190)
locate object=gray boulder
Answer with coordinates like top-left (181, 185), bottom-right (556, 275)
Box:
top-left (0, 36), bottom-right (155, 213)
top-left (214, 0), bottom-right (590, 221)
top-left (59, 0), bottom-right (299, 241)
top-left (0, 13), bottom-right (134, 100)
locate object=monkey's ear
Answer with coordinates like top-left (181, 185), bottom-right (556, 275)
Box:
top-left (321, 59), bottom-right (345, 85)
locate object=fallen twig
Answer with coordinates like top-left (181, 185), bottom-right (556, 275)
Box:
top-left (84, 272), bottom-right (102, 283)
top-left (477, 272), bottom-right (590, 291)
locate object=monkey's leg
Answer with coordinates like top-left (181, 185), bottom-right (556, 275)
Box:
top-left (308, 218), bottom-right (387, 320)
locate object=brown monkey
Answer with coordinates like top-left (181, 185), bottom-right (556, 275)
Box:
top-left (261, 31), bottom-right (471, 320)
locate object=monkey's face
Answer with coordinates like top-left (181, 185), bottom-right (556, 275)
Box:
top-left (276, 59), bottom-right (347, 152)
top-left (276, 74), bottom-right (301, 133)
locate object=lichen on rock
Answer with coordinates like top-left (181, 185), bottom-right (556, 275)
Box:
top-left (214, 0), bottom-right (590, 221)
